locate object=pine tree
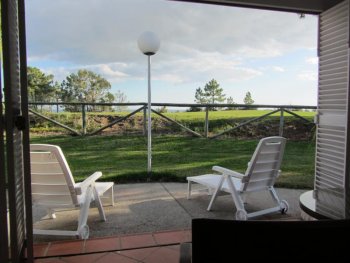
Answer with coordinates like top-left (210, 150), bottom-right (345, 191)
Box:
top-left (194, 79), bottom-right (226, 110)
top-left (243, 91), bottom-right (254, 105)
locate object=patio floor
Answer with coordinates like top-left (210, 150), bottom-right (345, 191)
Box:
top-left (32, 182), bottom-right (307, 262)
top-left (33, 229), bottom-right (190, 262)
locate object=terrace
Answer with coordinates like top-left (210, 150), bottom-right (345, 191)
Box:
top-left (1, 0), bottom-right (350, 263)
top-left (28, 108), bottom-right (314, 262)
top-left (32, 183), bottom-right (305, 262)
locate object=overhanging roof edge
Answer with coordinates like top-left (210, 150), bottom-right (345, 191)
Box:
top-left (171, 0), bottom-right (344, 14)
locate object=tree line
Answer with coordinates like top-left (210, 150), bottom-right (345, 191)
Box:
top-left (28, 67), bottom-right (253, 113)
top-left (189, 79), bottom-right (254, 111)
top-left (27, 67), bottom-right (127, 112)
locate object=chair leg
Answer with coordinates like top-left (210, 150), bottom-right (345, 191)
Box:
top-left (93, 186), bottom-right (106, 221)
top-left (110, 185), bottom-right (115, 206)
top-left (187, 181), bottom-right (192, 199)
top-left (207, 175), bottom-right (225, 211)
top-left (241, 193), bottom-right (247, 205)
top-left (268, 187), bottom-right (281, 205)
top-left (77, 185), bottom-right (93, 239)
top-left (225, 176), bottom-right (245, 212)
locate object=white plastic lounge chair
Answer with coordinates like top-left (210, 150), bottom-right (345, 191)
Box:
top-left (30, 144), bottom-right (114, 239)
top-left (187, 136), bottom-right (289, 220)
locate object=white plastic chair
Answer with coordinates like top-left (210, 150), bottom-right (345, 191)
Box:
top-left (187, 136), bottom-right (289, 220)
top-left (30, 144), bottom-right (114, 239)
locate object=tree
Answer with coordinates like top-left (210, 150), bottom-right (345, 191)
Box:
top-left (99, 92), bottom-right (115, 112)
top-left (113, 90), bottom-right (128, 112)
top-left (194, 79), bottom-right (226, 110)
top-left (243, 91), bottom-right (254, 106)
top-left (226, 96), bottom-right (237, 110)
top-left (155, 106), bottom-right (168, 113)
top-left (187, 106), bottom-right (202, 112)
top-left (27, 66), bottom-right (58, 106)
top-left (61, 69), bottom-right (112, 111)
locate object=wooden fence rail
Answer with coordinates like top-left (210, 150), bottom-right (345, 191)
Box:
top-left (28, 102), bottom-right (317, 138)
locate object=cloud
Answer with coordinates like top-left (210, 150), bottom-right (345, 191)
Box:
top-left (272, 66), bottom-right (285, 72)
top-left (40, 48), bottom-right (263, 85)
top-left (26, 0), bottom-right (318, 104)
top-left (42, 67), bottom-right (72, 82)
top-left (298, 71), bottom-right (318, 81)
top-left (85, 63), bottom-right (130, 81)
top-left (26, 0), bottom-right (317, 66)
top-left (153, 50), bottom-right (262, 84)
top-left (306, 57), bottom-right (318, 65)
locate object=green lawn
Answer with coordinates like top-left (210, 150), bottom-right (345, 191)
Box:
top-left (46, 109), bottom-right (315, 120)
top-left (30, 134), bottom-right (315, 189)
top-left (163, 109), bottom-right (315, 121)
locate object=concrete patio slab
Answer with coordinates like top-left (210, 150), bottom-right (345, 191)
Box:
top-left (33, 183), bottom-right (307, 243)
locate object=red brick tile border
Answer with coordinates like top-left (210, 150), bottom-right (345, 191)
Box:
top-left (33, 228), bottom-right (191, 259)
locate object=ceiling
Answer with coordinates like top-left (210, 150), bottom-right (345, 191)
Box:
top-left (173, 0), bottom-right (345, 14)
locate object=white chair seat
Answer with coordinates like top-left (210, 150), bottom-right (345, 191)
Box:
top-left (76, 181), bottom-right (114, 206)
top-left (187, 174), bottom-right (242, 193)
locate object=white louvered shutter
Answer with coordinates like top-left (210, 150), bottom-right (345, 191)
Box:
top-left (316, 0), bottom-right (349, 219)
top-left (1, 0), bottom-right (33, 262)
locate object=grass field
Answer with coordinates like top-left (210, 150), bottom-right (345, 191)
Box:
top-left (163, 109), bottom-right (315, 121)
top-left (30, 134), bottom-right (315, 189)
top-left (38, 109), bottom-right (315, 120)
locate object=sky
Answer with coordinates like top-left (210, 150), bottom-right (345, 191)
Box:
top-left (26, 0), bottom-right (319, 106)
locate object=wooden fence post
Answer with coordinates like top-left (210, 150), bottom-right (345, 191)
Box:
top-left (279, 108), bottom-right (284, 137)
top-left (205, 107), bottom-right (209, 138)
top-left (82, 104), bottom-right (86, 135)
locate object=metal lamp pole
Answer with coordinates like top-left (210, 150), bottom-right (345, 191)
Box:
top-left (138, 31), bottom-right (160, 176)
top-left (147, 55), bottom-right (152, 175)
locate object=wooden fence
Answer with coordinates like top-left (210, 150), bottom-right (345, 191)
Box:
top-left (28, 102), bottom-right (316, 138)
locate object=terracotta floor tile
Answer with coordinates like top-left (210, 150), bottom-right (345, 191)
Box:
top-left (84, 236), bottom-right (121, 253)
top-left (164, 244), bottom-right (181, 251)
top-left (120, 233), bottom-right (156, 249)
top-left (62, 252), bottom-right (106, 263)
top-left (119, 247), bottom-right (158, 261)
top-left (94, 252), bottom-right (138, 263)
top-left (154, 230), bottom-right (190, 245)
top-left (34, 258), bottom-right (66, 263)
top-left (183, 229), bottom-right (192, 242)
top-left (33, 243), bottom-right (50, 257)
top-left (46, 241), bottom-right (84, 257)
top-left (143, 246), bottom-right (180, 263)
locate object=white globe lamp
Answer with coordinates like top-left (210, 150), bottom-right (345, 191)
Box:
top-left (138, 31), bottom-right (160, 56)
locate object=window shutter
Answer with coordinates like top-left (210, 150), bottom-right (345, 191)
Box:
top-left (1, 0), bottom-right (33, 262)
top-left (0, 63), bottom-right (10, 262)
top-left (316, 0), bottom-right (349, 219)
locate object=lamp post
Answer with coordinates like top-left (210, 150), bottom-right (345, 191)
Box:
top-left (138, 31), bottom-right (160, 176)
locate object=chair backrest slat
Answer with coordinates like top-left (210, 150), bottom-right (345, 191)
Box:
top-left (31, 194), bottom-right (75, 207)
top-left (31, 161), bottom-right (63, 174)
top-left (242, 137), bottom-right (286, 191)
top-left (30, 144), bottom-right (79, 206)
top-left (31, 173), bottom-right (67, 184)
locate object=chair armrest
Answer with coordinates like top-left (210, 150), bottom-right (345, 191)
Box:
top-left (75, 171), bottom-right (102, 195)
top-left (212, 166), bottom-right (244, 179)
